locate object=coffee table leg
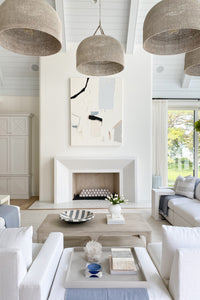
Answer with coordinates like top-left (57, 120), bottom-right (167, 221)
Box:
top-left (133, 233), bottom-right (152, 246)
top-left (145, 232), bottom-right (152, 245)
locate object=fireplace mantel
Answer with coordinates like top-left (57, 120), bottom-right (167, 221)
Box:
top-left (54, 156), bottom-right (137, 204)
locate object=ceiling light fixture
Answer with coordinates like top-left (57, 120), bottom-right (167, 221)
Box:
top-left (184, 49), bottom-right (200, 76)
top-left (76, 0), bottom-right (124, 76)
top-left (0, 0), bottom-right (62, 56)
top-left (156, 66), bottom-right (164, 73)
top-left (143, 0), bottom-right (200, 55)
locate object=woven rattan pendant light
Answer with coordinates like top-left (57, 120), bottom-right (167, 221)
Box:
top-left (76, 0), bottom-right (124, 76)
top-left (184, 48), bottom-right (200, 76)
top-left (0, 0), bottom-right (62, 56)
top-left (143, 0), bottom-right (200, 55)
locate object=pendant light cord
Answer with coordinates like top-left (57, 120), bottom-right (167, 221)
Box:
top-left (93, 0), bottom-right (105, 35)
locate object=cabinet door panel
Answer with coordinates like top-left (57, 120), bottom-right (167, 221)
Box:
top-left (10, 136), bottom-right (29, 174)
top-left (10, 177), bottom-right (29, 195)
top-left (0, 136), bottom-right (9, 174)
top-left (10, 117), bottom-right (29, 135)
top-left (0, 177), bottom-right (9, 194)
top-left (0, 117), bottom-right (9, 135)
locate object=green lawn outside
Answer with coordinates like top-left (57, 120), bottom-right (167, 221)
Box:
top-left (168, 167), bottom-right (193, 186)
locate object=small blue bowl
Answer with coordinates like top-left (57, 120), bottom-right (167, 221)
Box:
top-left (87, 263), bottom-right (101, 274)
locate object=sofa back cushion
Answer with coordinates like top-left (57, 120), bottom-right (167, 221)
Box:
top-left (174, 176), bottom-right (195, 199)
top-left (161, 225), bottom-right (200, 280)
top-left (169, 248), bottom-right (200, 300)
top-left (0, 226), bottom-right (33, 268)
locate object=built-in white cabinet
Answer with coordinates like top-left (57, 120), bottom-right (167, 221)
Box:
top-left (0, 114), bottom-right (32, 199)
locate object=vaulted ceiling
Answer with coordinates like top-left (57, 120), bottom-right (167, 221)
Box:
top-left (0, 0), bottom-right (199, 98)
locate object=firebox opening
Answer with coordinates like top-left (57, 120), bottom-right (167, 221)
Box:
top-left (72, 172), bottom-right (120, 200)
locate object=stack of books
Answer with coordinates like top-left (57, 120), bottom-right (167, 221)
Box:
top-left (109, 248), bottom-right (137, 275)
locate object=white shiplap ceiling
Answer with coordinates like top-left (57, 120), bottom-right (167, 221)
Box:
top-left (0, 0), bottom-right (199, 98)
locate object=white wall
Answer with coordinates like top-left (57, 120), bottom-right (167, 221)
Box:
top-left (40, 44), bottom-right (152, 203)
top-left (0, 96), bottom-right (39, 196)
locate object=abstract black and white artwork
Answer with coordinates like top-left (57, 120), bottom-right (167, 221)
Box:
top-left (70, 77), bottom-right (122, 146)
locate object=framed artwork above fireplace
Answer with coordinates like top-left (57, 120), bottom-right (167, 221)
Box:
top-left (70, 77), bottom-right (123, 146)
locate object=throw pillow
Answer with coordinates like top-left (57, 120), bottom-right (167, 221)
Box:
top-left (174, 175), bottom-right (195, 199)
top-left (195, 181), bottom-right (200, 201)
top-left (0, 226), bottom-right (33, 268)
top-left (160, 225), bottom-right (200, 280)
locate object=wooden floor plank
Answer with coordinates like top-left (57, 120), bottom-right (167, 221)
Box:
top-left (10, 197), bottom-right (38, 210)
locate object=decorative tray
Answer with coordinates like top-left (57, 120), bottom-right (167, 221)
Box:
top-left (60, 210), bottom-right (94, 223)
top-left (64, 247), bottom-right (148, 288)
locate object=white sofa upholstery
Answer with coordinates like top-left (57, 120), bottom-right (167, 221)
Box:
top-left (0, 232), bottom-right (63, 300)
top-left (148, 242), bottom-right (200, 300)
top-left (152, 188), bottom-right (200, 226)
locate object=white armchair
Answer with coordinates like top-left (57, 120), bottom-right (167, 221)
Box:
top-left (0, 232), bottom-right (63, 300)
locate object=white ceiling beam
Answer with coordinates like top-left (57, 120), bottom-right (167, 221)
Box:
top-left (126, 0), bottom-right (139, 54)
top-left (0, 67), bottom-right (4, 86)
top-left (55, 0), bottom-right (67, 52)
top-left (182, 74), bottom-right (192, 88)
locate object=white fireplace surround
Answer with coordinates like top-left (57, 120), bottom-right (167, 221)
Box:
top-left (54, 156), bottom-right (137, 204)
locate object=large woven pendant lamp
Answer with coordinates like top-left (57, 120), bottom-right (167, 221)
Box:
top-left (184, 48), bottom-right (200, 76)
top-left (76, 0), bottom-right (124, 76)
top-left (0, 0), bottom-right (62, 56)
top-left (143, 0), bottom-right (200, 55)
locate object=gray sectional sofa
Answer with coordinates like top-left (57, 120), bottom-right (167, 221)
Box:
top-left (152, 176), bottom-right (200, 226)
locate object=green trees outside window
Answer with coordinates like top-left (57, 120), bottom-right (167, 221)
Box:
top-left (168, 110), bottom-right (194, 186)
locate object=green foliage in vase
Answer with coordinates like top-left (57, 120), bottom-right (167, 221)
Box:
top-left (106, 194), bottom-right (128, 205)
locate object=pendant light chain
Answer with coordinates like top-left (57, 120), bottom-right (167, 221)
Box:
top-left (93, 0), bottom-right (105, 36)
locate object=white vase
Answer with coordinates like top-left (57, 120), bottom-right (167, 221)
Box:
top-left (109, 204), bottom-right (122, 219)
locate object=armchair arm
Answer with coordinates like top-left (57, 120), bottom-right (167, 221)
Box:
top-left (0, 249), bottom-right (27, 300)
top-left (169, 248), bottom-right (200, 300)
top-left (20, 232), bottom-right (63, 300)
top-left (152, 189), bottom-right (175, 220)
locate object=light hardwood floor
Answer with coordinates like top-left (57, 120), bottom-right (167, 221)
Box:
top-left (11, 197), bottom-right (38, 210)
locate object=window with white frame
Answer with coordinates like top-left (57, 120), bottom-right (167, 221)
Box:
top-left (168, 100), bottom-right (200, 186)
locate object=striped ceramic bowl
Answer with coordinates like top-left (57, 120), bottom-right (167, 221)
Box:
top-left (59, 210), bottom-right (94, 223)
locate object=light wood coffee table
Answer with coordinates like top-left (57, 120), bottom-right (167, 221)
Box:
top-left (37, 213), bottom-right (152, 247)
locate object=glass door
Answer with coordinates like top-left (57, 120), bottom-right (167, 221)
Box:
top-left (168, 110), bottom-right (194, 186)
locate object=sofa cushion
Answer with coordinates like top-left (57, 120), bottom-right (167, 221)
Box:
top-left (174, 176), bottom-right (195, 199)
top-left (168, 197), bottom-right (197, 210)
top-left (195, 182), bottom-right (200, 201)
top-left (169, 248), bottom-right (200, 300)
top-left (160, 225), bottom-right (200, 280)
top-left (0, 226), bottom-right (33, 268)
top-left (172, 201), bottom-right (200, 226)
